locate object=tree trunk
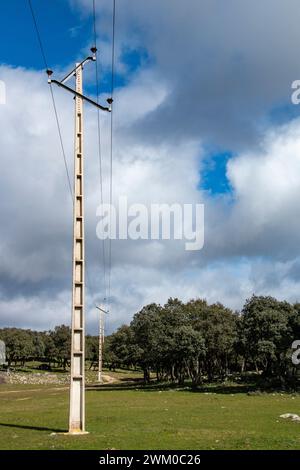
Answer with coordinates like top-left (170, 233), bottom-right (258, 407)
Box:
top-left (143, 368), bottom-right (150, 383)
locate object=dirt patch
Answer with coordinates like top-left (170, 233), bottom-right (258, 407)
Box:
top-left (101, 374), bottom-right (118, 384)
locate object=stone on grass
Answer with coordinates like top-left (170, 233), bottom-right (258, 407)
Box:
top-left (280, 413), bottom-right (300, 422)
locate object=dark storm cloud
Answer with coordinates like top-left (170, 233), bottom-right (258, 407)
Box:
top-left (74, 0), bottom-right (300, 151)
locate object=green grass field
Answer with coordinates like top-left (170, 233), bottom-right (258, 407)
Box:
top-left (1, 374), bottom-right (300, 450)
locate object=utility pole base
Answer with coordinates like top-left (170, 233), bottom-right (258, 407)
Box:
top-left (64, 431), bottom-right (89, 436)
top-left (50, 430), bottom-right (89, 436)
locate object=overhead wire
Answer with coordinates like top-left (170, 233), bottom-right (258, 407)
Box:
top-left (92, 0), bottom-right (116, 312)
top-left (28, 0), bottom-right (73, 202)
top-left (107, 0), bottom-right (116, 309)
top-left (28, 0), bottom-right (117, 314)
top-left (28, 0), bottom-right (97, 304)
top-left (92, 0), bottom-right (107, 306)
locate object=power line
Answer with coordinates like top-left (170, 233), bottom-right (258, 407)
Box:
top-left (28, 0), bottom-right (48, 70)
top-left (108, 0), bottom-right (116, 307)
top-left (49, 86), bottom-right (73, 199)
top-left (28, 0), bottom-right (111, 309)
top-left (92, 0), bottom-right (107, 303)
top-left (28, 0), bottom-right (97, 305)
top-left (27, 0), bottom-right (73, 201)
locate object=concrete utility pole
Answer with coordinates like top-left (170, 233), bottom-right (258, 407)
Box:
top-left (96, 305), bottom-right (109, 383)
top-left (69, 62), bottom-right (86, 434)
top-left (47, 49), bottom-right (112, 434)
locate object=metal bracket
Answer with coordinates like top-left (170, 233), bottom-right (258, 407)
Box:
top-left (50, 79), bottom-right (110, 112)
top-left (46, 48), bottom-right (112, 113)
top-left (96, 305), bottom-right (110, 314)
top-left (60, 56), bottom-right (94, 84)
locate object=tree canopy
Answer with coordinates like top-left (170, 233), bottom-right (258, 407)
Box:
top-left (1, 295), bottom-right (299, 388)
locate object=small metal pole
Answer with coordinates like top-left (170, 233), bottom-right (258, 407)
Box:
top-left (98, 310), bottom-right (103, 382)
top-left (96, 305), bottom-right (109, 382)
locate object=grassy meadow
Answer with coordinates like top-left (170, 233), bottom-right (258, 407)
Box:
top-left (0, 370), bottom-right (300, 450)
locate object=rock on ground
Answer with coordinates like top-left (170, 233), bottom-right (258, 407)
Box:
top-left (280, 413), bottom-right (300, 422)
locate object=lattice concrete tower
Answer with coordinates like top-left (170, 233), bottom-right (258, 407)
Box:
top-left (69, 63), bottom-right (86, 433)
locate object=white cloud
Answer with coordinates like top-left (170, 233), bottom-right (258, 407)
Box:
top-left (0, 64), bottom-right (205, 332)
top-left (223, 119), bottom-right (300, 257)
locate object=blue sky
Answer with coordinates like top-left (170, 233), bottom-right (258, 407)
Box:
top-left (201, 151), bottom-right (232, 195)
top-left (0, 1), bottom-right (150, 92)
top-left (0, 1), bottom-right (87, 70)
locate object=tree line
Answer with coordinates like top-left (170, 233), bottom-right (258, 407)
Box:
top-left (105, 295), bottom-right (300, 387)
top-left (1, 295), bottom-right (300, 387)
top-left (0, 324), bottom-right (103, 370)
top-left (0, 325), bottom-right (71, 369)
